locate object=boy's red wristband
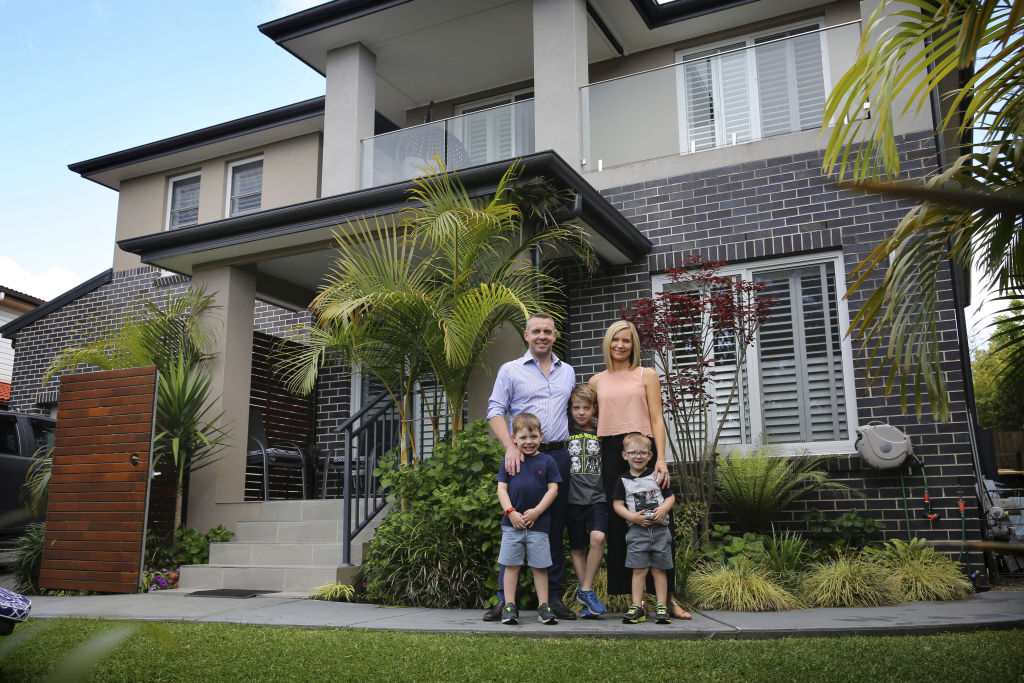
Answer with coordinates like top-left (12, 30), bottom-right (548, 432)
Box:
top-left (504, 506), bottom-right (515, 516)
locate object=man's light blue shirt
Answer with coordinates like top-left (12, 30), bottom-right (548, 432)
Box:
top-left (487, 350), bottom-right (574, 442)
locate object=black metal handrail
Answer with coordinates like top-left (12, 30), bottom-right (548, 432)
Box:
top-left (326, 390), bottom-right (404, 566)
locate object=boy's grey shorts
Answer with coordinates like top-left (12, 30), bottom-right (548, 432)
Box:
top-left (624, 523), bottom-right (673, 570)
top-left (497, 527), bottom-right (552, 568)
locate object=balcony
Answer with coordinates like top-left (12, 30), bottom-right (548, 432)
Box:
top-left (361, 99), bottom-right (535, 188)
top-left (581, 21), bottom-right (860, 172)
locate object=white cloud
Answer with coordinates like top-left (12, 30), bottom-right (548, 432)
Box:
top-left (0, 256), bottom-right (85, 301)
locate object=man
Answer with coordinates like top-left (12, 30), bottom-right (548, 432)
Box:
top-left (484, 312), bottom-right (577, 621)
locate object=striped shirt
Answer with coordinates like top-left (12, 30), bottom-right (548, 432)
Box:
top-left (487, 350), bottom-right (574, 441)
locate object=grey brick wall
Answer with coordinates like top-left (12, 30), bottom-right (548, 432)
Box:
top-left (565, 132), bottom-right (984, 558)
top-left (9, 266), bottom-right (351, 464)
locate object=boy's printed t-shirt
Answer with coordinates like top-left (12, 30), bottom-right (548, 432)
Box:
top-left (567, 430), bottom-right (605, 506)
top-left (612, 466), bottom-right (672, 527)
top-left (496, 452), bottom-right (562, 534)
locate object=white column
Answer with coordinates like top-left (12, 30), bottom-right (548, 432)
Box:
top-left (323, 42), bottom-right (377, 195)
top-left (533, 0), bottom-right (588, 167)
top-left (187, 265), bottom-right (256, 529)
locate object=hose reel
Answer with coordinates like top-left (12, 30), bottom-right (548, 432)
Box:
top-left (855, 422), bottom-right (913, 470)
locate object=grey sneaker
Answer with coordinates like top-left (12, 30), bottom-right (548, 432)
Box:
top-left (654, 603), bottom-right (671, 624)
top-left (500, 602), bottom-right (519, 625)
top-left (537, 603), bottom-right (558, 625)
top-left (482, 603), bottom-right (503, 621)
top-left (548, 600), bottom-right (577, 620)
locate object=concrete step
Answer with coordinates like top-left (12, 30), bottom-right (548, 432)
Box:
top-left (209, 541), bottom-right (346, 566)
top-left (234, 520), bottom-right (344, 543)
top-left (179, 564), bottom-right (342, 593)
top-left (260, 499), bottom-right (347, 522)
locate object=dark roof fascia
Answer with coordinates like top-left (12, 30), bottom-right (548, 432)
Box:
top-left (629, 0), bottom-right (758, 29)
top-left (258, 0), bottom-right (411, 44)
top-left (67, 98), bottom-right (326, 179)
top-left (118, 151), bottom-right (651, 264)
top-left (1, 269), bottom-right (113, 340)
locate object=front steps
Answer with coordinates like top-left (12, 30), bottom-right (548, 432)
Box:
top-left (179, 499), bottom-right (389, 593)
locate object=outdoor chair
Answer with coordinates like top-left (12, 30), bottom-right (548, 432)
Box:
top-left (319, 437), bottom-right (369, 499)
top-left (246, 407), bottom-right (308, 500)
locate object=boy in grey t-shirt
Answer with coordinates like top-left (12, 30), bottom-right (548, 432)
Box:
top-left (612, 432), bottom-right (675, 625)
top-left (566, 384), bottom-right (607, 618)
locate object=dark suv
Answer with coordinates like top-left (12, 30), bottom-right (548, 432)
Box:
top-left (0, 411), bottom-right (55, 538)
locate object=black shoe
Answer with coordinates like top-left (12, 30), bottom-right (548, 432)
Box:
top-left (501, 603), bottom-right (519, 625)
top-left (483, 603), bottom-right (503, 621)
top-left (548, 600), bottom-right (577, 620)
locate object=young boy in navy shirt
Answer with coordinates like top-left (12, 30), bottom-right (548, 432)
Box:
top-left (495, 412), bottom-right (562, 625)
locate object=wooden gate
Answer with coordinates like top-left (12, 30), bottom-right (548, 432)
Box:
top-left (39, 367), bottom-right (158, 593)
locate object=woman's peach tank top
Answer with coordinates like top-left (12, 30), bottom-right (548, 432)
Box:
top-left (592, 366), bottom-right (653, 437)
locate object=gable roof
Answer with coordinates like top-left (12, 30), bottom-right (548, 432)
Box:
top-left (1, 270), bottom-right (113, 340)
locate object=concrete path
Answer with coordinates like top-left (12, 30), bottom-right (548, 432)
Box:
top-left (20, 589), bottom-right (1024, 639)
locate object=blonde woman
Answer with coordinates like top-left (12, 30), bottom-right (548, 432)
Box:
top-left (589, 320), bottom-right (690, 620)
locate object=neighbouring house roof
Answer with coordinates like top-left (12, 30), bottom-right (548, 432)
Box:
top-left (0, 285), bottom-right (45, 307)
top-left (0, 382), bottom-right (10, 403)
top-left (118, 151), bottom-right (651, 310)
top-left (0, 270), bottom-right (113, 340)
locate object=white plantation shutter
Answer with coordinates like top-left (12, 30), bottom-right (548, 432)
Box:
top-left (717, 49), bottom-right (753, 145)
top-left (755, 26), bottom-right (826, 138)
top-left (229, 159), bottom-right (262, 215)
top-left (681, 54), bottom-right (716, 152)
top-left (754, 263), bottom-right (847, 442)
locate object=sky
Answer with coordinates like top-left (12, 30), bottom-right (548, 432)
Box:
top-left (0, 0), bottom-right (1003, 349)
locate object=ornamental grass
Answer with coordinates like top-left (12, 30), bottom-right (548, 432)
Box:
top-left (688, 560), bottom-right (802, 612)
top-left (800, 554), bottom-right (901, 608)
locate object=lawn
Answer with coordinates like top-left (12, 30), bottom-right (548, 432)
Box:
top-left (1, 620), bottom-right (1021, 682)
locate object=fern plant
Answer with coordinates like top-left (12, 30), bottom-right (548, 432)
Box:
top-left (862, 539), bottom-right (972, 602)
top-left (715, 446), bottom-right (856, 532)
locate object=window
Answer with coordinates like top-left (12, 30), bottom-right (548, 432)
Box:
top-left (167, 172), bottom-right (200, 228)
top-left (675, 23), bottom-right (828, 153)
top-left (452, 90), bottom-right (534, 167)
top-left (652, 252), bottom-right (856, 452)
top-left (227, 157), bottom-right (263, 216)
top-left (0, 414), bottom-right (19, 455)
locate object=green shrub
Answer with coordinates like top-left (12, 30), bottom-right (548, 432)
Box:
top-left (804, 508), bottom-right (885, 552)
top-left (715, 447), bottom-right (855, 532)
top-left (363, 513), bottom-right (492, 608)
top-left (862, 539), bottom-right (972, 602)
top-left (12, 522), bottom-right (46, 594)
top-left (764, 527), bottom-right (813, 582)
top-left (309, 582), bottom-right (356, 602)
top-left (799, 554), bottom-right (901, 607)
top-left (688, 559), bottom-right (801, 611)
top-left (701, 524), bottom-right (768, 567)
top-left (365, 420), bottom-right (504, 608)
top-left (145, 525), bottom-right (235, 568)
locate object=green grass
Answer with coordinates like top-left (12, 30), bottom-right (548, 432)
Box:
top-left (1, 619), bottom-right (1022, 682)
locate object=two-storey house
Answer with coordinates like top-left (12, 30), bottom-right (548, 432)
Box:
top-left (1, 0), bottom-right (987, 591)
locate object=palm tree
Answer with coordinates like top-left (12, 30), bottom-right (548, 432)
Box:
top-left (279, 160), bottom-right (593, 454)
top-left (822, 0), bottom-right (1024, 419)
top-left (42, 287), bottom-right (226, 530)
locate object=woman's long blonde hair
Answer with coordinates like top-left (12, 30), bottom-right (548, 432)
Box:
top-left (602, 320), bottom-right (641, 371)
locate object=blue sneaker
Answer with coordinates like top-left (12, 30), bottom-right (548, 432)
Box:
top-left (576, 586), bottom-right (606, 615)
top-left (578, 606), bottom-right (602, 620)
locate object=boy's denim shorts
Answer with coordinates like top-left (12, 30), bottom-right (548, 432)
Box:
top-left (497, 527), bottom-right (552, 568)
top-left (566, 503), bottom-right (608, 550)
top-left (624, 523), bottom-right (673, 570)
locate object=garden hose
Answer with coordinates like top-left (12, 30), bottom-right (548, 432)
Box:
top-left (957, 493), bottom-right (967, 565)
top-left (898, 469), bottom-right (914, 542)
top-left (910, 453), bottom-right (939, 521)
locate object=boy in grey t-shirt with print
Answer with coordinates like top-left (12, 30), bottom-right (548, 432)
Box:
top-left (566, 384), bottom-right (607, 618)
top-left (612, 432), bottom-right (675, 625)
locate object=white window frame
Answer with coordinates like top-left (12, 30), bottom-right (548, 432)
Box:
top-left (165, 171), bottom-right (201, 230)
top-left (225, 156), bottom-right (263, 217)
top-left (651, 251), bottom-right (858, 456)
top-left (674, 19), bottom-right (831, 155)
